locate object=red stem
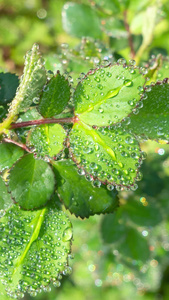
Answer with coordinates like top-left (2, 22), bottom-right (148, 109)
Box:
top-left (123, 10), bottom-right (135, 59)
top-left (10, 117), bottom-right (75, 129)
top-left (2, 138), bottom-right (32, 153)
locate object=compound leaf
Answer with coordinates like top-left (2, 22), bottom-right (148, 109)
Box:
top-left (8, 154), bottom-right (55, 209)
top-left (27, 124), bottom-right (67, 158)
top-left (39, 72), bottom-right (71, 118)
top-left (53, 159), bottom-right (119, 218)
top-left (74, 64), bottom-right (145, 126)
top-left (69, 122), bottom-right (142, 188)
top-left (127, 82), bottom-right (169, 141)
top-left (0, 176), bottom-right (12, 210)
top-left (0, 143), bottom-right (24, 172)
top-left (0, 202), bottom-right (72, 298)
top-left (62, 3), bottom-right (102, 39)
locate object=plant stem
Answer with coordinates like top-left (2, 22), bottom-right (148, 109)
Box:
top-left (10, 117), bottom-right (75, 129)
top-left (123, 10), bottom-right (135, 59)
top-left (2, 137), bottom-right (32, 153)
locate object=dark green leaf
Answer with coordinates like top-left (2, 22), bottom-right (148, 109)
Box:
top-left (127, 82), bottom-right (169, 141)
top-left (74, 64), bottom-right (145, 126)
top-left (118, 227), bottom-right (150, 262)
top-left (62, 3), bottom-right (102, 39)
top-left (39, 72), bottom-right (70, 117)
top-left (0, 72), bottom-right (19, 106)
top-left (8, 154), bottom-right (55, 209)
top-left (101, 211), bottom-right (126, 243)
top-left (0, 143), bottom-right (24, 172)
top-left (69, 122), bottom-right (142, 188)
top-left (27, 124), bottom-right (67, 157)
top-left (53, 159), bottom-right (119, 218)
top-left (0, 202), bottom-right (72, 298)
top-left (0, 176), bottom-right (12, 210)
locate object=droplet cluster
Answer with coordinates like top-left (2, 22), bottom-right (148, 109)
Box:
top-left (69, 123), bottom-right (143, 190)
top-left (0, 203), bottom-right (72, 298)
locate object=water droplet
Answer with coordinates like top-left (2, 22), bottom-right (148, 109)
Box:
top-left (62, 227), bottom-right (73, 242)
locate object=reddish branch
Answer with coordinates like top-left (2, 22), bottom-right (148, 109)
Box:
top-left (10, 117), bottom-right (75, 129)
top-left (2, 138), bottom-right (32, 153)
top-left (123, 10), bottom-right (135, 59)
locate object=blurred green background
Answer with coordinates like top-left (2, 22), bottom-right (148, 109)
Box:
top-left (0, 0), bottom-right (169, 299)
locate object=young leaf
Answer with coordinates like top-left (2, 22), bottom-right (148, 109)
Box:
top-left (0, 176), bottom-right (12, 210)
top-left (52, 159), bottom-right (119, 218)
top-left (0, 44), bottom-right (47, 133)
top-left (27, 124), bottom-right (67, 157)
top-left (69, 122), bottom-right (142, 188)
top-left (62, 3), bottom-right (102, 39)
top-left (74, 64), bottom-right (145, 126)
top-left (127, 81), bottom-right (169, 141)
top-left (39, 72), bottom-right (71, 118)
top-left (8, 154), bottom-right (55, 209)
top-left (0, 202), bottom-right (72, 298)
top-left (0, 143), bottom-right (24, 172)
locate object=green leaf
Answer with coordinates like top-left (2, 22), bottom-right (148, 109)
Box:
top-left (62, 3), bottom-right (102, 39)
top-left (27, 124), bottom-right (67, 157)
top-left (101, 211), bottom-right (126, 243)
top-left (8, 154), bottom-right (55, 209)
top-left (93, 0), bottom-right (120, 14)
top-left (7, 44), bottom-right (47, 117)
top-left (0, 143), bottom-right (24, 172)
top-left (0, 73), bottom-right (19, 106)
top-left (74, 64), bottom-right (145, 126)
top-left (101, 18), bottom-right (127, 38)
top-left (39, 72), bottom-right (71, 118)
top-left (0, 202), bottom-right (72, 298)
top-left (127, 82), bottom-right (169, 141)
top-left (52, 159), bottom-right (119, 218)
top-left (156, 57), bottom-right (169, 80)
top-left (118, 227), bottom-right (150, 262)
top-left (69, 122), bottom-right (142, 188)
top-left (0, 176), bottom-right (12, 210)
top-left (122, 198), bottom-right (163, 227)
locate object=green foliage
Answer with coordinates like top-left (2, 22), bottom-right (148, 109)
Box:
top-left (8, 154), bottom-right (55, 210)
top-left (0, 201), bottom-right (72, 298)
top-left (53, 159), bottom-right (119, 218)
top-left (0, 0), bottom-right (169, 299)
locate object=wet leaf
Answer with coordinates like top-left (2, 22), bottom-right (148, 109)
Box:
top-left (69, 122), bottom-right (142, 188)
top-left (93, 0), bottom-right (120, 14)
top-left (0, 201), bottom-right (72, 298)
top-left (62, 3), bottom-right (102, 39)
top-left (39, 72), bottom-right (70, 118)
top-left (53, 159), bottom-right (119, 218)
top-left (8, 154), bottom-right (55, 210)
top-left (8, 44), bottom-right (47, 115)
top-left (74, 64), bottom-right (145, 126)
top-left (0, 176), bottom-right (12, 210)
top-left (0, 143), bottom-right (24, 172)
top-left (27, 124), bottom-right (66, 158)
top-left (127, 82), bottom-right (169, 141)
